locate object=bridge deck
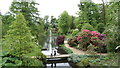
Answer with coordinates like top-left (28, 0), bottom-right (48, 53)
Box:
top-left (47, 54), bottom-right (70, 59)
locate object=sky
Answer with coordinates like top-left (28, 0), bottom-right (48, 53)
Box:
top-left (0, 0), bottom-right (104, 18)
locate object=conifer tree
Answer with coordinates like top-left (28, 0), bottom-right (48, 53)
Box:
top-left (3, 13), bottom-right (39, 57)
top-left (10, 0), bottom-right (41, 37)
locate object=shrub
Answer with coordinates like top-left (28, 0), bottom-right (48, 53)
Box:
top-left (81, 23), bottom-right (95, 31)
top-left (56, 35), bottom-right (65, 45)
top-left (71, 29), bottom-right (79, 36)
top-left (59, 45), bottom-right (73, 54)
top-left (96, 23), bottom-right (105, 33)
top-left (22, 57), bottom-right (44, 66)
top-left (76, 24), bottom-right (82, 31)
top-left (68, 37), bottom-right (78, 47)
top-left (103, 24), bottom-right (118, 52)
top-left (79, 58), bottom-right (90, 66)
top-left (68, 54), bottom-right (81, 63)
top-left (1, 51), bottom-right (22, 66)
top-left (86, 44), bottom-right (97, 55)
top-left (76, 29), bottom-right (106, 52)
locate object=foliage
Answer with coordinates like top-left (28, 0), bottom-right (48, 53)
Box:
top-left (59, 45), bottom-right (73, 54)
top-left (50, 16), bottom-right (58, 28)
top-left (10, 0), bottom-right (44, 42)
top-left (104, 24), bottom-right (119, 52)
top-left (76, 29), bottom-right (106, 52)
top-left (44, 15), bottom-right (49, 31)
top-left (71, 29), bottom-right (79, 36)
top-left (1, 51), bottom-right (22, 66)
top-left (77, 0), bottom-right (103, 26)
top-left (76, 24), bottom-right (82, 31)
top-left (56, 35), bottom-right (65, 45)
top-left (68, 37), bottom-right (78, 47)
top-left (69, 16), bottom-right (75, 29)
top-left (2, 13), bottom-right (40, 57)
top-left (10, 1), bottom-right (40, 25)
top-left (68, 54), bottom-right (118, 67)
top-left (22, 57), bottom-right (44, 66)
top-left (96, 23), bottom-right (105, 33)
top-left (81, 23), bottom-right (95, 31)
top-left (86, 44), bottom-right (97, 55)
top-left (37, 20), bottom-right (46, 47)
top-left (74, 17), bottom-right (81, 27)
top-left (2, 12), bottom-right (15, 37)
top-left (68, 54), bottom-right (81, 63)
top-left (103, 2), bottom-right (120, 52)
top-left (58, 11), bottom-right (71, 34)
top-left (78, 58), bottom-right (90, 66)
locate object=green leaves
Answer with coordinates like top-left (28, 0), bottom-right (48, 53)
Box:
top-left (2, 57), bottom-right (22, 66)
top-left (58, 11), bottom-right (71, 34)
top-left (81, 23), bottom-right (95, 31)
top-left (3, 13), bottom-right (39, 57)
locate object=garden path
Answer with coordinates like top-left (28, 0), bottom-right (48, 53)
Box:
top-left (64, 41), bottom-right (107, 56)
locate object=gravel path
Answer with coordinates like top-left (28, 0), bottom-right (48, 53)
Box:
top-left (64, 41), bottom-right (107, 56)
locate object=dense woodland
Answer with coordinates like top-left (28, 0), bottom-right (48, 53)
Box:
top-left (0, 0), bottom-right (120, 67)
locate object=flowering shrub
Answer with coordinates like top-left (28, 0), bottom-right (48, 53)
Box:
top-left (56, 35), bottom-right (65, 45)
top-left (68, 37), bottom-right (79, 47)
top-left (76, 29), bottom-right (106, 52)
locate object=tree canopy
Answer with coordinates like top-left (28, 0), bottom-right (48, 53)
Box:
top-left (3, 13), bottom-right (39, 57)
top-left (58, 11), bottom-right (71, 34)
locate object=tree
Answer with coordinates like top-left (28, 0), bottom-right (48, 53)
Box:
top-left (104, 1), bottom-right (120, 52)
top-left (37, 20), bottom-right (46, 46)
top-left (81, 23), bottom-right (95, 31)
top-left (10, 0), bottom-right (41, 36)
top-left (96, 23), bottom-right (105, 33)
top-left (50, 16), bottom-right (58, 28)
top-left (70, 16), bottom-right (75, 29)
top-left (2, 12), bottom-right (15, 37)
top-left (3, 13), bottom-right (39, 57)
top-left (101, 0), bottom-right (106, 24)
top-left (77, 0), bottom-right (103, 26)
top-left (43, 15), bottom-right (49, 31)
top-left (58, 11), bottom-right (71, 34)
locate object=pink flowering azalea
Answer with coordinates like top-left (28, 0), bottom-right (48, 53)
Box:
top-left (91, 31), bottom-right (97, 35)
top-left (91, 31), bottom-right (100, 37)
top-left (76, 36), bottom-right (82, 41)
top-left (83, 29), bottom-right (90, 33)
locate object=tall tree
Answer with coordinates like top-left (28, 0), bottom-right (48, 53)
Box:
top-left (101, 0), bottom-right (106, 24)
top-left (2, 12), bottom-right (15, 37)
top-left (43, 15), bottom-right (49, 31)
top-left (58, 11), bottom-right (71, 34)
top-left (70, 16), bottom-right (75, 29)
top-left (104, 1), bottom-right (120, 52)
top-left (50, 16), bottom-right (57, 28)
top-left (3, 13), bottom-right (40, 57)
top-left (78, 0), bottom-right (103, 26)
top-left (10, 0), bottom-right (41, 36)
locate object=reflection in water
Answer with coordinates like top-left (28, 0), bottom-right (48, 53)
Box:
top-left (42, 30), bottom-right (72, 68)
top-left (42, 30), bottom-right (52, 55)
top-left (42, 30), bottom-right (59, 55)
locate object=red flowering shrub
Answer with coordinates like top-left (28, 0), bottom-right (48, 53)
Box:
top-left (76, 29), bottom-right (106, 52)
top-left (56, 35), bottom-right (65, 45)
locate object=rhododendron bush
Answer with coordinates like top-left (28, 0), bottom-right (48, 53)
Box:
top-left (76, 29), bottom-right (106, 52)
top-left (56, 35), bottom-right (65, 45)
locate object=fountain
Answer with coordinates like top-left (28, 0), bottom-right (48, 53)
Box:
top-left (41, 29), bottom-right (72, 68)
